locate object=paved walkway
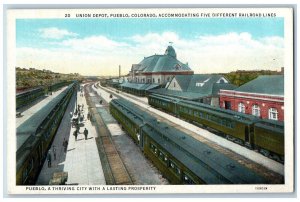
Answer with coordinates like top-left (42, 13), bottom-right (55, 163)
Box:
top-left (17, 87), bottom-right (68, 128)
top-left (36, 86), bottom-right (106, 185)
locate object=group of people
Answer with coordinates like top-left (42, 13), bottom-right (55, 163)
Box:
top-left (73, 128), bottom-right (89, 141)
top-left (46, 98), bottom-right (91, 169)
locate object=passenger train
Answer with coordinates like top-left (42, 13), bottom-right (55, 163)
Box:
top-left (110, 98), bottom-right (270, 184)
top-left (16, 82), bottom-right (77, 185)
top-left (148, 93), bottom-right (284, 163)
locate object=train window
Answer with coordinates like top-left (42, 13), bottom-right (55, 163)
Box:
top-left (194, 111), bottom-right (199, 117)
top-left (176, 168), bottom-right (181, 175)
top-left (183, 173), bottom-right (195, 184)
top-left (159, 151), bottom-right (164, 160)
top-left (170, 161), bottom-right (175, 168)
top-left (164, 156), bottom-right (168, 162)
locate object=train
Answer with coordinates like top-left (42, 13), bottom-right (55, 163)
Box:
top-left (16, 82), bottom-right (77, 185)
top-left (148, 93), bottom-right (284, 163)
top-left (16, 81), bottom-right (73, 110)
top-left (109, 98), bottom-right (270, 184)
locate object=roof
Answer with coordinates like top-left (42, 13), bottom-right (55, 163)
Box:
top-left (16, 86), bottom-right (44, 97)
top-left (152, 74), bottom-right (237, 99)
top-left (234, 75), bottom-right (284, 95)
top-left (150, 88), bottom-right (207, 100)
top-left (17, 83), bottom-right (74, 151)
top-left (121, 82), bottom-right (159, 91)
top-left (165, 45), bottom-right (177, 58)
top-left (134, 46), bottom-right (192, 73)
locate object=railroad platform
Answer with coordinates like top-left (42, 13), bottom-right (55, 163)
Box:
top-left (90, 84), bottom-right (168, 185)
top-left (36, 86), bottom-right (106, 185)
top-left (16, 87), bottom-right (68, 128)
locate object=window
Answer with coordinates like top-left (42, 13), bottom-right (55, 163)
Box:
top-left (269, 108), bottom-right (278, 120)
top-left (252, 104), bottom-right (260, 117)
top-left (238, 103), bottom-right (245, 113)
top-left (183, 173), bottom-right (195, 184)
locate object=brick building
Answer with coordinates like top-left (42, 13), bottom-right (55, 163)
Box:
top-left (219, 75), bottom-right (284, 122)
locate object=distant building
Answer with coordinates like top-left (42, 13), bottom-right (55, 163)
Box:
top-left (219, 75), bottom-right (284, 121)
top-left (129, 45), bottom-right (194, 85)
top-left (150, 74), bottom-right (236, 106)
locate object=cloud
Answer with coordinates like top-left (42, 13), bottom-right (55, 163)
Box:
top-left (39, 27), bottom-right (78, 39)
top-left (17, 31), bottom-right (284, 76)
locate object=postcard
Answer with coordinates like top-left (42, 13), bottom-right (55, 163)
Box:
top-left (5, 7), bottom-right (294, 194)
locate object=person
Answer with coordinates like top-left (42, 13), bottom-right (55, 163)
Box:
top-left (53, 146), bottom-right (57, 160)
top-left (84, 128), bottom-right (88, 140)
top-left (63, 138), bottom-right (68, 153)
top-left (73, 130), bottom-right (78, 141)
top-left (87, 112), bottom-right (90, 120)
top-left (76, 123), bottom-right (80, 133)
top-left (69, 111), bottom-right (73, 119)
top-left (47, 151), bottom-right (52, 168)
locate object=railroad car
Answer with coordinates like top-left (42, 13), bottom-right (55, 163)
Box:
top-left (148, 93), bottom-right (284, 163)
top-left (16, 82), bottom-right (77, 185)
top-left (16, 81), bottom-right (72, 111)
top-left (16, 87), bottom-right (46, 110)
top-left (253, 119), bottom-right (284, 162)
top-left (110, 98), bottom-right (268, 184)
top-left (48, 81), bottom-right (72, 93)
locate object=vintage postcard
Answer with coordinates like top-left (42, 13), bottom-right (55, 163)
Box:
top-left (6, 7), bottom-right (294, 194)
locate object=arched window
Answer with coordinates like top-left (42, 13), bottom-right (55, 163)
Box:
top-left (238, 103), bottom-right (245, 113)
top-left (252, 104), bottom-right (260, 117)
top-left (269, 108), bottom-right (278, 120)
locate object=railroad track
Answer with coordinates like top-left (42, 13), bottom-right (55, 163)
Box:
top-left (84, 83), bottom-right (132, 185)
top-left (98, 83), bottom-right (284, 184)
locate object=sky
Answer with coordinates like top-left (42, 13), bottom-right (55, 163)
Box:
top-left (16, 18), bottom-right (284, 76)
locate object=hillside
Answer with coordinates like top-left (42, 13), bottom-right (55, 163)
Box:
top-left (16, 67), bottom-right (84, 92)
top-left (222, 69), bottom-right (283, 86)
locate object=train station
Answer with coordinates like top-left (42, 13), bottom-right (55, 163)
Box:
top-left (16, 73), bottom-right (284, 186)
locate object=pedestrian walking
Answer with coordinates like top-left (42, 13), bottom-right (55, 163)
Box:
top-left (73, 130), bottom-right (78, 141)
top-left (47, 151), bottom-right (52, 168)
top-left (87, 112), bottom-right (90, 120)
top-left (53, 146), bottom-right (57, 160)
top-left (84, 128), bottom-right (89, 140)
top-left (63, 138), bottom-right (68, 153)
top-left (76, 122), bottom-right (80, 133)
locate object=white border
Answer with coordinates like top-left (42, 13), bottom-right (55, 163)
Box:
top-left (4, 7), bottom-right (295, 195)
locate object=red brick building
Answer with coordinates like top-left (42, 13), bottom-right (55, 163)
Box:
top-left (219, 75), bottom-right (284, 122)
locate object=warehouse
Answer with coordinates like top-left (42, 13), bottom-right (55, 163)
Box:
top-left (219, 75), bottom-right (284, 122)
